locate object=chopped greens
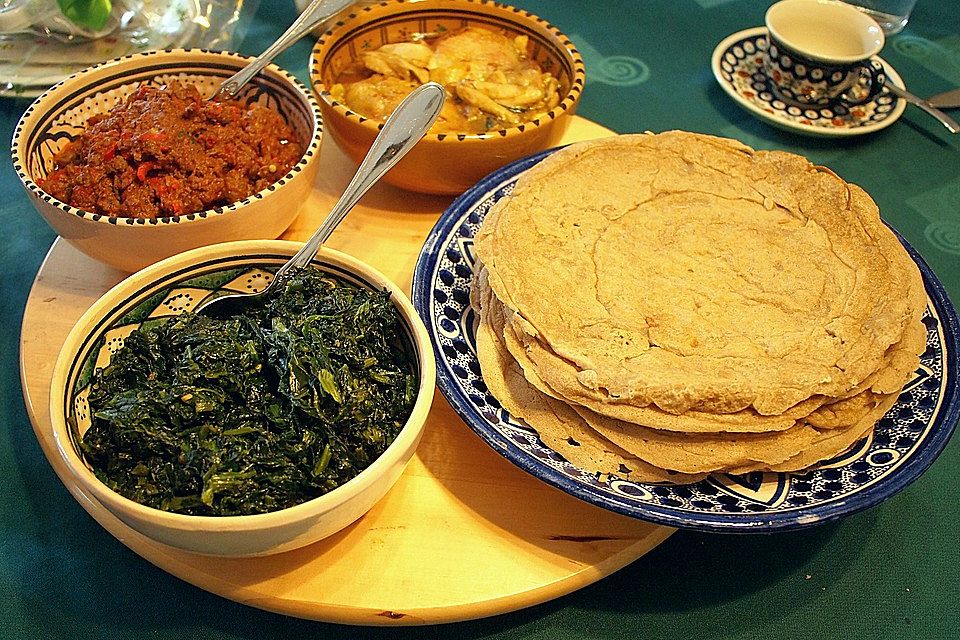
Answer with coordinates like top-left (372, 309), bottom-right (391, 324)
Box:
top-left (81, 269), bottom-right (418, 516)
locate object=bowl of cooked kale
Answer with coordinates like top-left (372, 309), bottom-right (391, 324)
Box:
top-left (49, 240), bottom-right (435, 557)
top-left (12, 49), bottom-right (322, 273)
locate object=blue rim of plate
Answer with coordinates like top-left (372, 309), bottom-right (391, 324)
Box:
top-left (412, 147), bottom-right (960, 533)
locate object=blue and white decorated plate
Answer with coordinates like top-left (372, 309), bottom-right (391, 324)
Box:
top-left (711, 27), bottom-right (906, 137)
top-left (411, 148), bottom-right (960, 533)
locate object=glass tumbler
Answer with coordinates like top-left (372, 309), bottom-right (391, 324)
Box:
top-left (839, 0), bottom-right (919, 35)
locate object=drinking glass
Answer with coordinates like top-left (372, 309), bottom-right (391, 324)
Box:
top-left (840, 0), bottom-right (919, 35)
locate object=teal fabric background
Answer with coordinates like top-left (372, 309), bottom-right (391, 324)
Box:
top-left (1, 1), bottom-right (957, 638)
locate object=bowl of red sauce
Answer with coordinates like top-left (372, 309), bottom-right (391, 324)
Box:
top-left (12, 49), bottom-right (323, 273)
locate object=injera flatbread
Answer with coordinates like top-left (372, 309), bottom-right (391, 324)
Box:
top-left (477, 267), bottom-right (899, 475)
top-left (479, 263), bottom-right (922, 434)
top-left (504, 297), bottom-right (923, 431)
top-left (729, 392), bottom-right (900, 474)
top-left (572, 390), bottom-right (896, 474)
top-left (475, 131), bottom-right (926, 417)
top-left (475, 280), bottom-right (705, 483)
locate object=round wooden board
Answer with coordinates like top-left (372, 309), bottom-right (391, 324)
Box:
top-left (20, 116), bottom-right (674, 625)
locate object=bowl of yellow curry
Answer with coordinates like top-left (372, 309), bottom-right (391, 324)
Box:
top-left (309, 0), bottom-right (585, 195)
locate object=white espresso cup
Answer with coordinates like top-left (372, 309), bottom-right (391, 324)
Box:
top-left (764, 0), bottom-right (887, 106)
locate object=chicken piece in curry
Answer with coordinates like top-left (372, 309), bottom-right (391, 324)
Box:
top-left (330, 27), bottom-right (561, 134)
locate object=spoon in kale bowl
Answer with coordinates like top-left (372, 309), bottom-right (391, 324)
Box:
top-left (195, 81), bottom-right (446, 318)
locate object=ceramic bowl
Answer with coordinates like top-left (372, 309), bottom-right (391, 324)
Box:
top-left (49, 240), bottom-right (435, 557)
top-left (12, 49), bottom-right (323, 273)
top-left (309, 0), bottom-right (585, 195)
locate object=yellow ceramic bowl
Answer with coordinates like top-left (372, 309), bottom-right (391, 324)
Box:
top-left (12, 49), bottom-right (322, 273)
top-left (309, 0), bottom-right (585, 196)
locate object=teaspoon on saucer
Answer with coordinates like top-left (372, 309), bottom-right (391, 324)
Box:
top-left (926, 87), bottom-right (960, 110)
top-left (884, 83), bottom-right (960, 134)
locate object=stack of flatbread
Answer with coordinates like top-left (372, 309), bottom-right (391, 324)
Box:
top-left (473, 131), bottom-right (927, 483)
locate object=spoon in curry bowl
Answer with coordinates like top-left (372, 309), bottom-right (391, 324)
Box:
top-left (214, 0), bottom-right (355, 99)
top-left (194, 81), bottom-right (446, 318)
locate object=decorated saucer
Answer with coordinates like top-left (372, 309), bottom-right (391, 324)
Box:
top-left (712, 27), bottom-right (906, 137)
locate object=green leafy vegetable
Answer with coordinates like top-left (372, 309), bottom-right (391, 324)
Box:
top-left (81, 269), bottom-right (418, 516)
top-left (58, 0), bottom-right (112, 31)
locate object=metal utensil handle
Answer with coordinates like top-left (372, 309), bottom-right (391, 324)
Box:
top-left (926, 87), bottom-right (960, 110)
top-left (886, 83), bottom-right (960, 135)
top-left (275, 82), bottom-right (446, 280)
top-left (217, 0), bottom-right (355, 97)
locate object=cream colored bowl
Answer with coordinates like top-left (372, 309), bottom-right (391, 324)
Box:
top-left (310, 0), bottom-right (585, 196)
top-left (49, 240), bottom-right (435, 557)
top-left (13, 50), bottom-right (323, 273)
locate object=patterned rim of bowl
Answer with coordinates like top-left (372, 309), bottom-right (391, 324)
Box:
top-left (11, 48), bottom-right (322, 226)
top-left (309, 0), bottom-right (586, 141)
top-left (411, 147), bottom-right (960, 533)
top-left (52, 241), bottom-right (435, 529)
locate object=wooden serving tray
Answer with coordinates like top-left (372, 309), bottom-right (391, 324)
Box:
top-left (19, 117), bottom-right (673, 625)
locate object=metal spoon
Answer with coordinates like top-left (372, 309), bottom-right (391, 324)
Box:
top-left (885, 83), bottom-right (960, 134)
top-left (214, 0), bottom-right (355, 98)
top-left (926, 87), bottom-right (960, 110)
top-left (194, 82), bottom-right (446, 318)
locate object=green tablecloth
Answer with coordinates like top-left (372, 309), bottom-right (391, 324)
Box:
top-left (2, 1), bottom-right (957, 638)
